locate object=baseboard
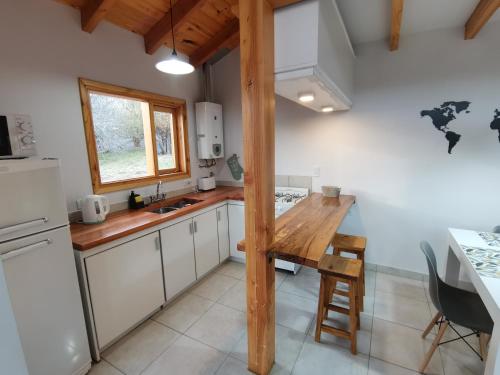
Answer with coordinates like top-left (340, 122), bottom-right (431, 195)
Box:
top-left (369, 263), bottom-right (427, 282)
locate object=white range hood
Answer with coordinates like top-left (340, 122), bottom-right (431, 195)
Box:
top-left (274, 0), bottom-right (355, 112)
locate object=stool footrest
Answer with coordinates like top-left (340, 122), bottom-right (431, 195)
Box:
top-left (327, 304), bottom-right (350, 315)
top-left (334, 289), bottom-right (349, 297)
top-left (320, 324), bottom-right (350, 339)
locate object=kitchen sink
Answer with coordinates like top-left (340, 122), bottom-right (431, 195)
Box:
top-left (149, 197), bottom-right (202, 215)
top-left (168, 198), bottom-right (200, 208)
top-left (151, 207), bottom-right (179, 214)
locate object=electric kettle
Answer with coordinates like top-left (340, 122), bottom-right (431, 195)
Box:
top-left (81, 195), bottom-right (110, 224)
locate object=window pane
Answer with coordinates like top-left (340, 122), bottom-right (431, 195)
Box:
top-left (154, 110), bottom-right (177, 170)
top-left (89, 92), bottom-right (152, 183)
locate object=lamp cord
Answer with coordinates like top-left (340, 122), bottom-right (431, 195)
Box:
top-left (170, 0), bottom-right (176, 54)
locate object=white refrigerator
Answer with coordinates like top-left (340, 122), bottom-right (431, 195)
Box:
top-left (0, 158), bottom-right (91, 375)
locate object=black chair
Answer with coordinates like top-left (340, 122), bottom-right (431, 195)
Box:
top-left (419, 241), bottom-right (494, 373)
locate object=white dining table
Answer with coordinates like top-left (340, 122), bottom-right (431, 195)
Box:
top-left (447, 228), bottom-right (500, 375)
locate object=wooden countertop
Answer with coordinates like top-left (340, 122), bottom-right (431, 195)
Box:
top-left (71, 186), bottom-right (243, 251)
top-left (238, 193), bottom-right (355, 268)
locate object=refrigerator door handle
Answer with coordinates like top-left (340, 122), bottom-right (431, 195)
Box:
top-left (0, 217), bottom-right (48, 237)
top-left (1, 239), bottom-right (52, 261)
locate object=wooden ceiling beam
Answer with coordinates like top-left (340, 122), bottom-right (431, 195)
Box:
top-left (389, 0), bottom-right (404, 51)
top-left (465, 0), bottom-right (500, 39)
top-left (189, 19), bottom-right (240, 67)
top-left (81, 0), bottom-right (118, 33)
top-left (144, 0), bottom-right (207, 55)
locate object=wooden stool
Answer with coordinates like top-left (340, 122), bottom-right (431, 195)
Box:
top-left (315, 255), bottom-right (363, 354)
top-left (332, 233), bottom-right (367, 306)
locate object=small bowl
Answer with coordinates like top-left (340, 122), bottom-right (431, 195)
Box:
top-left (321, 185), bottom-right (341, 198)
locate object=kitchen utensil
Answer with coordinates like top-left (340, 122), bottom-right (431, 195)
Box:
top-left (82, 195), bottom-right (110, 224)
top-left (198, 176), bottom-right (216, 191)
top-left (321, 185), bottom-right (341, 198)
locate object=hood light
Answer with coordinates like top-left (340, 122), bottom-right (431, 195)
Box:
top-left (298, 93), bottom-right (315, 102)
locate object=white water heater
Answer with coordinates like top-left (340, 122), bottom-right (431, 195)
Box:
top-left (195, 102), bottom-right (224, 159)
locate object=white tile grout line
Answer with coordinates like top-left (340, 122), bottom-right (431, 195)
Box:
top-left (135, 331), bottom-right (183, 375)
top-left (367, 357), bottom-right (420, 374)
top-left (151, 299), bottom-right (248, 372)
top-left (112, 264), bottom-right (454, 375)
top-left (100, 358), bottom-right (127, 375)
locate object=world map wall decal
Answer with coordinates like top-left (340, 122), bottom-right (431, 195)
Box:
top-left (420, 102), bottom-right (500, 154)
top-left (491, 109), bottom-right (500, 143)
top-left (420, 101), bottom-right (471, 154)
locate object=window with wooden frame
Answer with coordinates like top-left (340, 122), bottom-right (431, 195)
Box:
top-left (78, 78), bottom-right (190, 194)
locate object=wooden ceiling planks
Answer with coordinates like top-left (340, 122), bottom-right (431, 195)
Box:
top-left (144, 0), bottom-right (207, 55)
top-left (81, 0), bottom-right (118, 33)
top-left (106, 0), bottom-right (172, 35)
top-left (55, 0), bottom-right (304, 66)
top-left (189, 18), bottom-right (239, 66)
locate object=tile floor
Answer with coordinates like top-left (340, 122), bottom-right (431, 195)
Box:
top-left (88, 260), bottom-right (486, 375)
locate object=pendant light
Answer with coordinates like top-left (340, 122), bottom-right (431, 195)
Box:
top-left (155, 0), bottom-right (194, 75)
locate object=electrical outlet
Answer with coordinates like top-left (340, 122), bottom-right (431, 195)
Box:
top-left (312, 166), bottom-right (320, 177)
top-left (76, 198), bottom-right (83, 210)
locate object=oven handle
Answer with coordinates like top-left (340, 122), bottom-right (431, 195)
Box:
top-left (1, 239), bottom-right (52, 261)
top-left (0, 217), bottom-right (48, 237)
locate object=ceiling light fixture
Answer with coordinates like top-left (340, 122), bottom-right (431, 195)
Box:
top-left (298, 93), bottom-right (315, 103)
top-left (321, 106), bottom-right (334, 113)
top-left (155, 0), bottom-right (194, 75)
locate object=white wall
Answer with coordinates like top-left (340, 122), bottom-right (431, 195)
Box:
top-left (0, 0), bottom-right (211, 212)
top-left (213, 22), bottom-right (500, 274)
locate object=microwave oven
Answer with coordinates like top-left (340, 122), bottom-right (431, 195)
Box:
top-left (0, 114), bottom-right (36, 159)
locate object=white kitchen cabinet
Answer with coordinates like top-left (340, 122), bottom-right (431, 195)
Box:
top-left (217, 206), bottom-right (230, 261)
top-left (228, 203), bottom-right (245, 261)
top-left (161, 219), bottom-right (197, 300)
top-left (85, 232), bottom-right (164, 349)
top-left (193, 210), bottom-right (220, 278)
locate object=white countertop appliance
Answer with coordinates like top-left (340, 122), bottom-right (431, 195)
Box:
top-left (0, 158), bottom-right (91, 375)
top-left (82, 194), bottom-right (110, 224)
top-left (274, 186), bottom-right (309, 274)
top-left (198, 176), bottom-right (216, 191)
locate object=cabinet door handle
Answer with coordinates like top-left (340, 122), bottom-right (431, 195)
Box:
top-left (155, 236), bottom-right (161, 250)
top-left (217, 211), bottom-right (221, 221)
top-left (194, 221), bottom-right (198, 233)
top-left (189, 222), bottom-right (193, 235)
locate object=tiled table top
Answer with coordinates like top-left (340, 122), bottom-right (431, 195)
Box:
top-left (459, 231), bottom-right (500, 279)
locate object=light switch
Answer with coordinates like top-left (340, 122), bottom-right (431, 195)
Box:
top-left (312, 166), bottom-right (320, 177)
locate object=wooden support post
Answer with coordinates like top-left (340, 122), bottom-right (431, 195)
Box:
top-left (239, 0), bottom-right (276, 374)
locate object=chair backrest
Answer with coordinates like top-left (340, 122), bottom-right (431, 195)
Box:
top-left (420, 241), bottom-right (442, 312)
top-left (493, 226), bottom-right (500, 234)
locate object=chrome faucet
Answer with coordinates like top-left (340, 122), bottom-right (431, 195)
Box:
top-left (156, 181), bottom-right (162, 200)
top-left (149, 181), bottom-right (166, 203)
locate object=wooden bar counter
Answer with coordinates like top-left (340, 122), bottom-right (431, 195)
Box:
top-left (238, 193), bottom-right (356, 267)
